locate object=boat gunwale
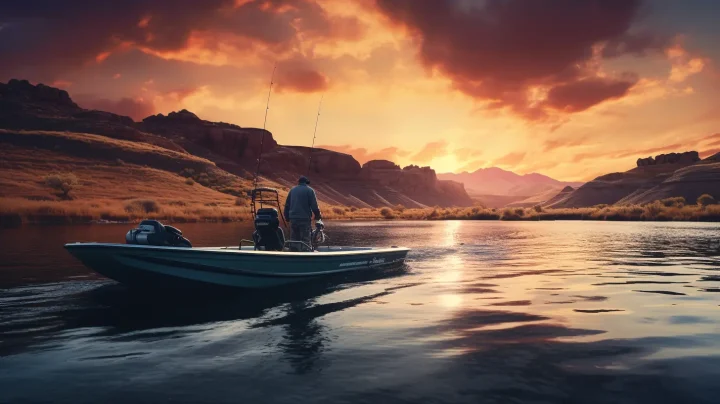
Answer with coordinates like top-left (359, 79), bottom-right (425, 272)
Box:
top-left (63, 242), bottom-right (410, 258)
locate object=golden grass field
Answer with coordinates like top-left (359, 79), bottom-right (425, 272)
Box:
top-left (2, 129), bottom-right (719, 226)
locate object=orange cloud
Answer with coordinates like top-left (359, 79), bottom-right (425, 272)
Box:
top-left (51, 80), bottom-right (72, 89)
top-left (411, 141), bottom-right (448, 164)
top-left (458, 159), bottom-right (486, 173)
top-left (493, 152), bottom-right (526, 167)
top-left (317, 144), bottom-right (408, 165)
top-left (453, 148), bottom-right (483, 161)
top-left (76, 96), bottom-right (155, 121)
top-left (666, 42), bottom-right (706, 83)
top-left (275, 64), bottom-right (329, 93)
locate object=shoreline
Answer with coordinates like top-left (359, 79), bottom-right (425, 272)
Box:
top-left (4, 212), bottom-right (720, 228)
top-left (3, 197), bottom-right (719, 227)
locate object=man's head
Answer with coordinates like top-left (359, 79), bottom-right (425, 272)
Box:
top-left (298, 176), bottom-right (310, 185)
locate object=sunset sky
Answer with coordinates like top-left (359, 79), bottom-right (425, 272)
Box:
top-left (2, 0), bottom-right (719, 181)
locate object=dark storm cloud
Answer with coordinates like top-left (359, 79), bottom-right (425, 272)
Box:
top-left (544, 76), bottom-right (638, 113)
top-left (0, 0), bottom-right (361, 92)
top-left (373, 0), bottom-right (666, 118)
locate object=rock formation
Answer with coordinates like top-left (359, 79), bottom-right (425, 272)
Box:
top-left (141, 110), bottom-right (276, 161)
top-left (637, 152), bottom-right (700, 167)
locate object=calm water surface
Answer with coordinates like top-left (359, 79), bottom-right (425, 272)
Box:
top-left (2, 221), bottom-right (720, 403)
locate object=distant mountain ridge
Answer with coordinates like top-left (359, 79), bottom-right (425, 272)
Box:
top-left (438, 167), bottom-right (584, 197)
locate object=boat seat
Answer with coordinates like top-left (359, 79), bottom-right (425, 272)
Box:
top-left (252, 208), bottom-right (285, 251)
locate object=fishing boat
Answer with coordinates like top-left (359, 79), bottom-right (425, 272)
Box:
top-left (64, 242), bottom-right (410, 290)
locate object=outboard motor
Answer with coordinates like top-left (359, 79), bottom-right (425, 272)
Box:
top-left (252, 208), bottom-right (285, 251)
top-left (126, 220), bottom-right (192, 248)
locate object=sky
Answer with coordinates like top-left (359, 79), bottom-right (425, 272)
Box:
top-left (1, 0), bottom-right (719, 181)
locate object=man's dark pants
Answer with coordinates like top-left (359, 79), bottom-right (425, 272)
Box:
top-left (290, 219), bottom-right (312, 251)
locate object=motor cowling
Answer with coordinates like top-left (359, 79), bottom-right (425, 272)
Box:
top-left (252, 208), bottom-right (284, 251)
top-left (125, 220), bottom-right (192, 247)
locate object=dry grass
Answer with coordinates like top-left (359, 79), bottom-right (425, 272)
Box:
top-left (4, 197), bottom-right (720, 227)
top-left (2, 129), bottom-right (719, 226)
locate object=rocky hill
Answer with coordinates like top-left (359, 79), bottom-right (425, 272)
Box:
top-left (0, 79), bottom-right (472, 209)
top-left (548, 151), bottom-right (706, 208)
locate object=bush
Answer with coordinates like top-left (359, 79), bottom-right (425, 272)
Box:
top-left (180, 168), bottom-right (195, 178)
top-left (125, 199), bottom-right (160, 214)
top-left (644, 201), bottom-right (663, 218)
top-left (350, 207), bottom-right (358, 212)
top-left (533, 205), bottom-right (543, 213)
top-left (380, 207), bottom-right (394, 219)
top-left (394, 204), bottom-right (406, 212)
top-left (185, 178), bottom-right (195, 186)
top-left (698, 194), bottom-right (716, 207)
top-left (235, 197), bottom-right (246, 206)
top-left (661, 197), bottom-right (685, 207)
top-left (514, 208), bottom-right (525, 216)
top-left (44, 173), bottom-right (78, 199)
top-left (332, 206), bottom-right (345, 216)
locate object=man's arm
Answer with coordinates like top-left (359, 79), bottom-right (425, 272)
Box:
top-left (283, 189), bottom-right (292, 222)
top-left (309, 189), bottom-right (322, 220)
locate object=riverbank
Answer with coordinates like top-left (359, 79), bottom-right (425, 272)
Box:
top-left (2, 197), bottom-right (720, 226)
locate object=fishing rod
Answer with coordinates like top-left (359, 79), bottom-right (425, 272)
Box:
top-left (306, 94), bottom-right (324, 175)
top-left (253, 64), bottom-right (277, 189)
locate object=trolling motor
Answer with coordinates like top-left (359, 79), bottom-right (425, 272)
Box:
top-left (125, 220), bottom-right (192, 248)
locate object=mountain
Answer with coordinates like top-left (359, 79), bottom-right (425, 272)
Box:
top-left (438, 167), bottom-right (584, 197)
top-left (548, 151), bottom-right (711, 208)
top-left (0, 79), bottom-right (472, 210)
top-left (506, 186), bottom-right (576, 208)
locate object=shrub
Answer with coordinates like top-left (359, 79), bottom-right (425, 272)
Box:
top-left (660, 197), bottom-right (685, 207)
top-left (115, 159), bottom-right (125, 166)
top-left (644, 201), bottom-right (663, 218)
top-left (235, 197), bottom-right (245, 206)
top-left (514, 208), bottom-right (525, 216)
top-left (185, 178), bottom-right (195, 186)
top-left (180, 168), bottom-right (195, 178)
top-left (350, 207), bottom-right (358, 212)
top-left (380, 207), bottom-right (394, 219)
top-left (394, 204), bottom-right (406, 212)
top-left (698, 194), bottom-right (716, 207)
top-left (125, 199), bottom-right (160, 214)
top-left (44, 173), bottom-right (78, 199)
top-left (332, 206), bottom-right (345, 216)
top-left (533, 205), bottom-right (543, 213)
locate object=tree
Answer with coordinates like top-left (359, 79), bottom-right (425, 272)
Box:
top-left (45, 173), bottom-right (78, 199)
top-left (697, 194), bottom-right (716, 207)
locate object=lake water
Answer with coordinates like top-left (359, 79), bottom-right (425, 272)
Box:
top-left (2, 221), bottom-right (720, 403)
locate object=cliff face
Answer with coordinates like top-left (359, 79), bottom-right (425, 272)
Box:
top-left (0, 79), bottom-right (473, 208)
top-left (141, 110), bottom-right (277, 161)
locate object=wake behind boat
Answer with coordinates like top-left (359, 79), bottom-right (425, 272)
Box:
top-left (64, 242), bottom-right (410, 289)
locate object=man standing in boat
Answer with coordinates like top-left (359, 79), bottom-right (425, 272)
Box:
top-left (284, 176), bottom-right (322, 251)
